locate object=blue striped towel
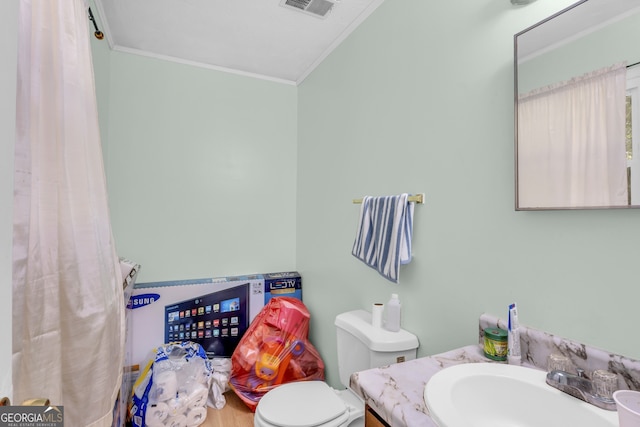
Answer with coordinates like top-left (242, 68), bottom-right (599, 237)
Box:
top-left (352, 194), bottom-right (414, 283)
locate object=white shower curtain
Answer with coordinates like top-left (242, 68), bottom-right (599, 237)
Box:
top-left (518, 63), bottom-right (628, 208)
top-left (13, 1), bottom-right (124, 426)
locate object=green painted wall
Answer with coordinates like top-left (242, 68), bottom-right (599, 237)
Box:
top-left (297, 0), bottom-right (640, 387)
top-left (102, 52), bottom-right (298, 282)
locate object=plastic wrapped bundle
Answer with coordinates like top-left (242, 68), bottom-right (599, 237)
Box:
top-left (229, 297), bottom-right (325, 411)
top-left (129, 342), bottom-right (212, 427)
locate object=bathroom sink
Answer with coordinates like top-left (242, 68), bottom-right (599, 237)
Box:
top-left (424, 363), bottom-right (618, 427)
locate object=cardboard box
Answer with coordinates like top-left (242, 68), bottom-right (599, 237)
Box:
top-left (263, 271), bottom-right (303, 303)
top-left (114, 258), bottom-right (141, 427)
top-left (126, 271), bottom-right (301, 367)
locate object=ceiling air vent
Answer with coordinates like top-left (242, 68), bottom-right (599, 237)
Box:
top-left (280, 0), bottom-right (336, 18)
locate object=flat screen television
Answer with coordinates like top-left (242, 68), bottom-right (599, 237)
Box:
top-left (164, 282), bottom-right (250, 358)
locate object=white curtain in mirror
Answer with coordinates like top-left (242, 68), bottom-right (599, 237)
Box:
top-left (13, 0), bottom-right (124, 425)
top-left (518, 63), bottom-right (628, 208)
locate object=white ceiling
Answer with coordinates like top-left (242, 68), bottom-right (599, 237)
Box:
top-left (93, 0), bottom-right (384, 85)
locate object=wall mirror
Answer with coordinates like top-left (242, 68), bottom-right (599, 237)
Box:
top-left (514, 0), bottom-right (640, 210)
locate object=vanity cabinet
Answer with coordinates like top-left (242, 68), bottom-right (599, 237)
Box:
top-left (365, 405), bottom-right (391, 427)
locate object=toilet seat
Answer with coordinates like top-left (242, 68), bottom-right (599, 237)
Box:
top-left (254, 381), bottom-right (351, 427)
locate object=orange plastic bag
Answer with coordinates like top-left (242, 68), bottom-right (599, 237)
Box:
top-left (229, 297), bottom-right (324, 411)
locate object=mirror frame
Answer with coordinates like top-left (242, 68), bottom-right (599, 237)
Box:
top-left (513, 0), bottom-right (640, 211)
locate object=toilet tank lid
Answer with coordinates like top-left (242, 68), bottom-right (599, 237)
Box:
top-left (334, 309), bottom-right (419, 352)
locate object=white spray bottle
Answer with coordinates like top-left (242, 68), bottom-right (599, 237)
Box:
top-left (385, 293), bottom-right (401, 332)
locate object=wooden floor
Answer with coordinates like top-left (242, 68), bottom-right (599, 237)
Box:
top-left (202, 391), bottom-right (255, 427)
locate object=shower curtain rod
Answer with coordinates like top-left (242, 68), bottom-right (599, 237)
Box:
top-left (88, 7), bottom-right (104, 40)
top-left (628, 61), bottom-right (640, 69)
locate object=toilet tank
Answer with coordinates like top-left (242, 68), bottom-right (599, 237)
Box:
top-left (334, 309), bottom-right (419, 388)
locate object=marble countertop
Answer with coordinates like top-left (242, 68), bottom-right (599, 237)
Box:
top-left (349, 313), bottom-right (640, 427)
top-left (350, 344), bottom-right (498, 427)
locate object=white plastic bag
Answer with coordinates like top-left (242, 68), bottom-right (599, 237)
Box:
top-left (209, 357), bottom-right (232, 409)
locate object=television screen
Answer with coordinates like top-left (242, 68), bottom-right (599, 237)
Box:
top-left (164, 282), bottom-right (250, 358)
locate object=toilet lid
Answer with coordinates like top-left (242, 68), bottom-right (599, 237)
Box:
top-left (258, 381), bottom-right (348, 427)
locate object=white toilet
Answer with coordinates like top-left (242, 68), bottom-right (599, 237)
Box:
top-left (253, 309), bottom-right (419, 427)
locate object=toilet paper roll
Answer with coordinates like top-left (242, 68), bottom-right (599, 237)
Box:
top-left (182, 383), bottom-right (208, 408)
top-left (371, 303), bottom-right (384, 329)
top-left (153, 370), bottom-right (178, 402)
top-left (163, 414), bottom-right (187, 427)
top-left (185, 406), bottom-right (207, 427)
top-left (145, 402), bottom-right (169, 426)
top-left (165, 395), bottom-right (189, 417)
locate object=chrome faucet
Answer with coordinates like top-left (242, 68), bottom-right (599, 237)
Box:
top-left (546, 368), bottom-right (617, 411)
